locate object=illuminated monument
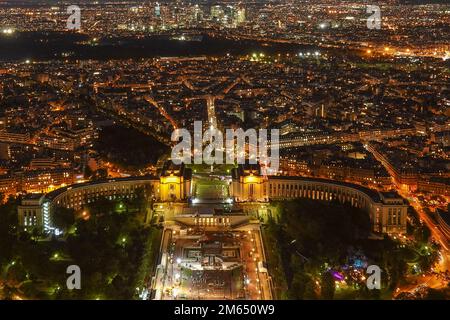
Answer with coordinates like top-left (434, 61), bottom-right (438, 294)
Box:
top-left (159, 162), bottom-right (192, 202)
top-left (17, 162), bottom-right (192, 233)
top-left (18, 162), bottom-right (406, 235)
top-left (231, 164), bottom-right (407, 234)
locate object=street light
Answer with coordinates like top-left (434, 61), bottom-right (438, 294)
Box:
top-left (2, 28), bottom-right (14, 35)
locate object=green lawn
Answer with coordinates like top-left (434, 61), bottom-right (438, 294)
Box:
top-left (194, 178), bottom-right (230, 200)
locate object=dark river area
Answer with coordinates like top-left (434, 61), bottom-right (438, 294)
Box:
top-left (0, 32), bottom-right (325, 61)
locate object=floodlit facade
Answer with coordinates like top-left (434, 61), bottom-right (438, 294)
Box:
top-left (17, 193), bottom-right (45, 230)
top-left (19, 162), bottom-right (406, 235)
top-left (17, 163), bottom-right (192, 232)
top-left (232, 164), bottom-right (408, 234)
top-left (159, 162), bottom-right (192, 202)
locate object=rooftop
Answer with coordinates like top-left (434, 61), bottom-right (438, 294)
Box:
top-left (45, 175), bottom-right (158, 201)
top-left (268, 175), bottom-right (382, 202)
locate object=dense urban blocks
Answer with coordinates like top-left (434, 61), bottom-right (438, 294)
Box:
top-left (0, 0), bottom-right (449, 302)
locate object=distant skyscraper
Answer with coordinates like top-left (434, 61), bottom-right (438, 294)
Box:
top-left (236, 7), bottom-right (246, 25)
top-left (155, 2), bottom-right (161, 18)
top-left (193, 4), bottom-right (203, 22)
top-left (210, 5), bottom-right (223, 22)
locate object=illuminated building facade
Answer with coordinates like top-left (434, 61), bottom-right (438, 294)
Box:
top-left (231, 164), bottom-right (267, 202)
top-left (19, 161), bottom-right (405, 234)
top-left (17, 193), bottom-right (45, 231)
top-left (19, 168), bottom-right (74, 193)
top-left (17, 176), bottom-right (159, 232)
top-left (417, 178), bottom-right (449, 197)
top-left (232, 165), bottom-right (407, 234)
top-left (0, 174), bottom-right (19, 197)
top-left (159, 162), bottom-right (192, 202)
top-left (17, 163), bottom-right (192, 232)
